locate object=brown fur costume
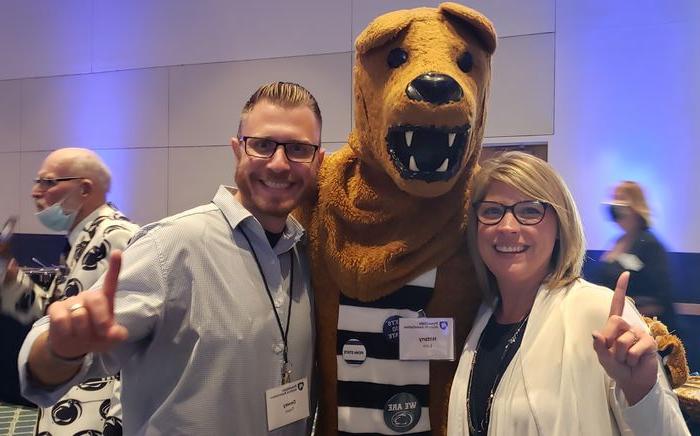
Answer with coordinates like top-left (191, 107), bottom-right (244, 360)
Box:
top-left (643, 316), bottom-right (689, 389)
top-left (297, 4), bottom-right (497, 435)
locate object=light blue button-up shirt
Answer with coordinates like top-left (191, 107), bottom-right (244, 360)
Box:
top-left (20, 186), bottom-right (316, 435)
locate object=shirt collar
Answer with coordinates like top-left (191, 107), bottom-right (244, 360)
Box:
top-left (211, 185), bottom-right (305, 254)
top-left (68, 203), bottom-right (113, 246)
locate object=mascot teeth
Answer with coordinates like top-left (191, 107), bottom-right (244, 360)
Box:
top-left (386, 124), bottom-right (469, 182)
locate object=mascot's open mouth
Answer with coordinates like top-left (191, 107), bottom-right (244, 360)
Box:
top-left (386, 124), bottom-right (470, 182)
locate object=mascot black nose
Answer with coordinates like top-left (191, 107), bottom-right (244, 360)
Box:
top-left (406, 73), bottom-right (463, 105)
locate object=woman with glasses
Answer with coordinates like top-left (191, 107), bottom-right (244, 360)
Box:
top-left (447, 152), bottom-right (688, 435)
top-left (595, 180), bottom-right (679, 333)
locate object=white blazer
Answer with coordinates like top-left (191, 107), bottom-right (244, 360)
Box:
top-left (447, 279), bottom-right (689, 435)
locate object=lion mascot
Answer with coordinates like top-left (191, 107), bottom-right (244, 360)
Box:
top-left (297, 3), bottom-right (497, 435)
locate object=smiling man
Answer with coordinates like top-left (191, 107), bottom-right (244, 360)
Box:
top-left (18, 82), bottom-right (325, 435)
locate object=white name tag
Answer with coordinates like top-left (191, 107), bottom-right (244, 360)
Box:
top-left (399, 318), bottom-right (454, 361)
top-left (617, 253), bottom-right (644, 271)
top-left (265, 377), bottom-right (310, 431)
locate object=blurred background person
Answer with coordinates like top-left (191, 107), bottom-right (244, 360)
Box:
top-left (0, 147), bottom-right (139, 436)
top-left (594, 180), bottom-right (679, 333)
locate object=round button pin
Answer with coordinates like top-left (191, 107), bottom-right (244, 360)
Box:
top-left (342, 339), bottom-right (367, 365)
top-left (382, 315), bottom-right (401, 343)
top-left (383, 392), bottom-right (421, 433)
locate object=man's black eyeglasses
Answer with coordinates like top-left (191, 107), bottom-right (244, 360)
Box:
top-left (474, 200), bottom-right (549, 225)
top-left (240, 136), bottom-right (319, 163)
top-left (33, 177), bottom-right (83, 190)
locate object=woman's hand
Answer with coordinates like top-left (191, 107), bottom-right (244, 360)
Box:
top-left (592, 272), bottom-right (659, 405)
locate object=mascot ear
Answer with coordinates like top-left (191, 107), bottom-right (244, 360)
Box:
top-left (439, 2), bottom-right (497, 55)
top-left (355, 9), bottom-right (415, 55)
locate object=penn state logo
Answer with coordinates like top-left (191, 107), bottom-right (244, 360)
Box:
top-left (86, 220), bottom-right (101, 238)
top-left (78, 378), bottom-right (109, 391)
top-left (51, 398), bottom-right (83, 425)
top-left (63, 278), bottom-right (83, 297)
top-left (112, 212), bottom-right (132, 222)
top-left (103, 416), bottom-right (123, 436)
top-left (383, 392), bottom-right (421, 433)
top-left (15, 290), bottom-right (35, 312)
top-left (73, 240), bottom-right (89, 262)
top-left (82, 241), bottom-right (111, 270)
top-left (297, 381), bottom-right (305, 391)
top-left (99, 399), bottom-right (111, 419)
top-left (104, 224), bottom-right (128, 236)
top-left (439, 321), bottom-right (448, 330)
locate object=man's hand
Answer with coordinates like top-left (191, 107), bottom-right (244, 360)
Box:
top-left (46, 250), bottom-right (129, 359)
top-left (592, 271), bottom-right (659, 405)
top-left (28, 251), bottom-right (128, 386)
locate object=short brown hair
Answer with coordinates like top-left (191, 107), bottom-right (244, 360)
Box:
top-left (239, 82), bottom-right (322, 135)
top-left (468, 152), bottom-right (586, 301)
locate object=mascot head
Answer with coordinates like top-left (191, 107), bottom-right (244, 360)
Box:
top-left (352, 2), bottom-right (496, 198)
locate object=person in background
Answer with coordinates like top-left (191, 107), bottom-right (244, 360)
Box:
top-left (0, 148), bottom-right (139, 435)
top-left (18, 82), bottom-right (324, 435)
top-left (595, 180), bottom-right (679, 332)
top-left (447, 152), bottom-right (689, 435)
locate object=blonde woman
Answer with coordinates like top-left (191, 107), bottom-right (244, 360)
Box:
top-left (447, 152), bottom-right (688, 435)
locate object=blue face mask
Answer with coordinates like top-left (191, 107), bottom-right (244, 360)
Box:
top-left (35, 198), bottom-right (79, 232)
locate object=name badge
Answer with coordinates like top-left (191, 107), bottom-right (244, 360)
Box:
top-left (399, 318), bottom-right (454, 361)
top-left (265, 377), bottom-right (310, 431)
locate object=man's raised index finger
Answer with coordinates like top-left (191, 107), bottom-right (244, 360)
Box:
top-left (103, 250), bottom-right (122, 315)
top-left (609, 271), bottom-right (630, 318)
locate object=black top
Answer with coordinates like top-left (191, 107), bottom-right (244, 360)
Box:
top-left (469, 315), bottom-right (528, 436)
top-left (593, 229), bottom-right (678, 332)
top-left (264, 230), bottom-right (283, 248)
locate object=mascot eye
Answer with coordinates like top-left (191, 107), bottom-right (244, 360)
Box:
top-left (387, 48), bottom-right (408, 69)
top-left (457, 51), bottom-right (473, 73)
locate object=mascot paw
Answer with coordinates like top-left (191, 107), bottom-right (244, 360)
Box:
top-left (643, 316), bottom-right (688, 389)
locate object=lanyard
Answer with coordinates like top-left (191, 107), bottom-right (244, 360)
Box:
top-left (239, 228), bottom-right (294, 384)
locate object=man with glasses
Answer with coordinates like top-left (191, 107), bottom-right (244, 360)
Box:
top-left (19, 82), bottom-right (325, 435)
top-left (1, 147), bottom-right (139, 435)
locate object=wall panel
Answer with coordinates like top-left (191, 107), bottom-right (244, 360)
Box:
top-left (0, 81), bottom-right (21, 152)
top-left (93, 0), bottom-right (352, 71)
top-left (0, 152), bottom-right (21, 225)
top-left (485, 33), bottom-right (554, 137)
top-left (169, 53), bottom-right (352, 147)
top-left (167, 145), bottom-right (234, 215)
top-left (21, 69), bottom-right (169, 151)
top-left (0, 0), bottom-right (92, 80)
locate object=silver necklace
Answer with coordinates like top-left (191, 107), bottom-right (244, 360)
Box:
top-left (466, 313), bottom-right (530, 435)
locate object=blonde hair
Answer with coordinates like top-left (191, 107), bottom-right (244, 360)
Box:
top-left (468, 151), bottom-right (586, 301)
top-left (614, 180), bottom-right (652, 228)
top-left (238, 81), bottom-right (322, 135)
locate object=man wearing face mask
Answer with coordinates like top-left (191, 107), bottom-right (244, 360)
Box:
top-left (0, 147), bottom-right (139, 435)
